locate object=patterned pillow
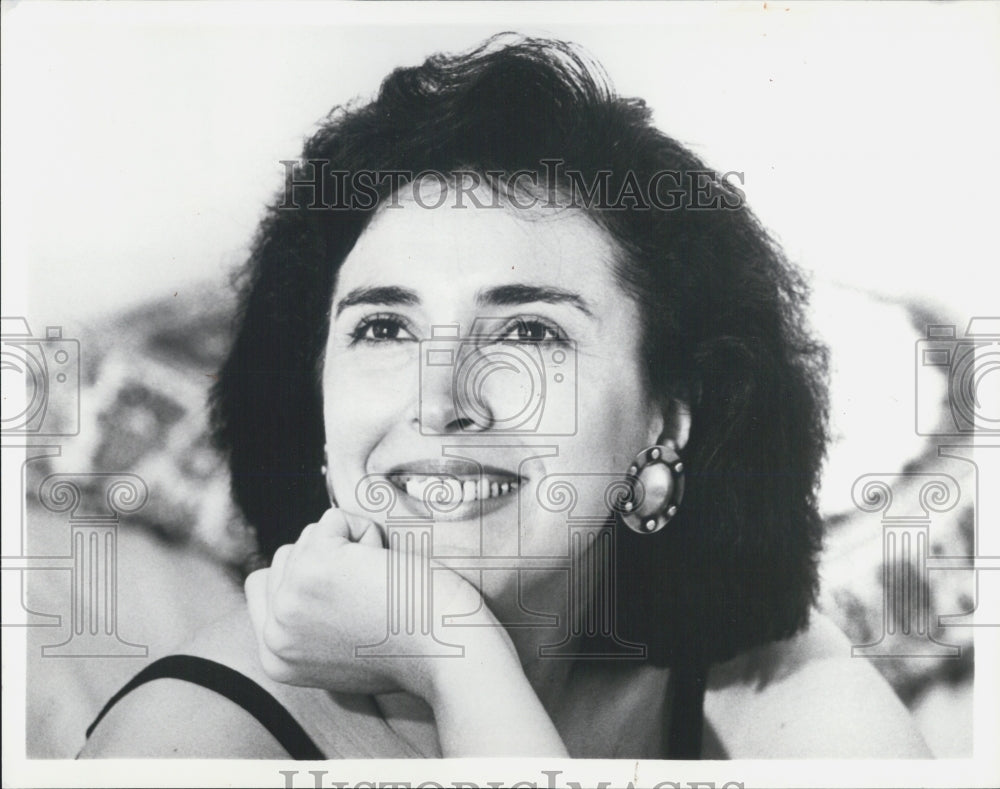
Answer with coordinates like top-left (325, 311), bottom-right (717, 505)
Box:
top-left (50, 288), bottom-right (256, 566)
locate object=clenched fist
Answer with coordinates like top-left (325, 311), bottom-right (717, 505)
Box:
top-left (244, 508), bottom-right (506, 701)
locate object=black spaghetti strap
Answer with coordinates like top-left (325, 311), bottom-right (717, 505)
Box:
top-left (666, 659), bottom-right (707, 759)
top-left (86, 655), bottom-right (324, 760)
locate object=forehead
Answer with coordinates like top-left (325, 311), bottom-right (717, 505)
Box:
top-left (335, 184), bottom-right (621, 298)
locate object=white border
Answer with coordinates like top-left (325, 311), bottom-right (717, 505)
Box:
top-left (3, 2), bottom-right (999, 787)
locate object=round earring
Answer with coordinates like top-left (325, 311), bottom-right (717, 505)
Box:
top-left (618, 441), bottom-right (685, 534)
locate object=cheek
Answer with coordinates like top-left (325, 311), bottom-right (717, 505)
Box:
top-left (321, 350), bottom-right (417, 471)
top-left (569, 357), bottom-right (653, 473)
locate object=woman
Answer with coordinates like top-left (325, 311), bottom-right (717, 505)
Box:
top-left (81, 36), bottom-right (929, 759)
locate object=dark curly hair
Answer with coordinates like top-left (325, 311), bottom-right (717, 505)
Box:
top-left (210, 35), bottom-right (829, 669)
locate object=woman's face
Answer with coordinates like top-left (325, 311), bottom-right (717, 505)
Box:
top-left (323, 181), bottom-right (667, 595)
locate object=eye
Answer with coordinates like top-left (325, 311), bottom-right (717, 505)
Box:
top-left (350, 314), bottom-right (416, 345)
top-left (498, 317), bottom-right (567, 344)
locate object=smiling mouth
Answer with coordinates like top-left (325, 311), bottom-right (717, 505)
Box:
top-left (389, 473), bottom-right (521, 503)
top-left (385, 460), bottom-right (523, 518)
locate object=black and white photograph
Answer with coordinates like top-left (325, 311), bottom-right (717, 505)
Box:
top-left (2, 2), bottom-right (999, 788)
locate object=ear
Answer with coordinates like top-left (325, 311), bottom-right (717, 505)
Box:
top-left (322, 443), bottom-right (338, 506)
top-left (648, 398), bottom-right (691, 452)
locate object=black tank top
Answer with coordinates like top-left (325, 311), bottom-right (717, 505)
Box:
top-left (85, 654), bottom-right (707, 759)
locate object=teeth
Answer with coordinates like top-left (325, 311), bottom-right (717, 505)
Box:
top-left (404, 478), bottom-right (426, 500)
top-left (443, 478), bottom-right (463, 504)
top-left (399, 476), bottom-right (518, 503)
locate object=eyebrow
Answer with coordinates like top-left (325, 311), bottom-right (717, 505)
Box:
top-left (335, 286), bottom-right (419, 316)
top-left (477, 285), bottom-right (593, 317)
top-left (335, 283), bottom-right (593, 317)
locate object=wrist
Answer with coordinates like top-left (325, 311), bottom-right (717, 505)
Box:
top-left (426, 622), bottom-right (521, 709)
top-left (420, 621), bottom-right (569, 757)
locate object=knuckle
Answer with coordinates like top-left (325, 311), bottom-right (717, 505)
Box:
top-left (262, 618), bottom-right (292, 657)
top-left (258, 648), bottom-right (293, 683)
top-left (244, 568), bottom-right (268, 595)
top-left (272, 544), bottom-right (294, 566)
top-left (317, 507), bottom-right (343, 527)
top-left (270, 592), bottom-right (301, 630)
top-left (315, 508), bottom-right (351, 539)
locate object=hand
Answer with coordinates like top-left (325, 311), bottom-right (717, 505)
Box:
top-left (244, 507), bottom-right (504, 700)
top-left (246, 507), bottom-right (568, 757)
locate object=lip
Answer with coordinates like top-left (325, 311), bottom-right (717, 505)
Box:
top-left (387, 458), bottom-right (521, 479)
top-left (384, 458), bottom-right (524, 522)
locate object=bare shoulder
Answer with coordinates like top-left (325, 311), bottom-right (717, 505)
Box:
top-left (703, 611), bottom-right (931, 758)
top-left (78, 676), bottom-right (292, 758)
top-left (80, 606), bottom-right (292, 758)
top-left (80, 604), bottom-right (405, 759)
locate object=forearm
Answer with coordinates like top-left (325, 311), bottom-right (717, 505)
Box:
top-left (427, 632), bottom-right (568, 757)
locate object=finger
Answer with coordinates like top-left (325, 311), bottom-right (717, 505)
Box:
top-left (342, 510), bottom-right (386, 546)
top-left (311, 507), bottom-right (351, 543)
top-left (244, 568), bottom-right (269, 640)
top-left (310, 507), bottom-right (384, 547)
top-left (267, 544), bottom-right (293, 602)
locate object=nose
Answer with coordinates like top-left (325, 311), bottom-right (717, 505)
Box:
top-left (417, 347), bottom-right (495, 434)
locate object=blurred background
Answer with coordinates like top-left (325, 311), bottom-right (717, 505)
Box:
top-left (3, 1), bottom-right (998, 760)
